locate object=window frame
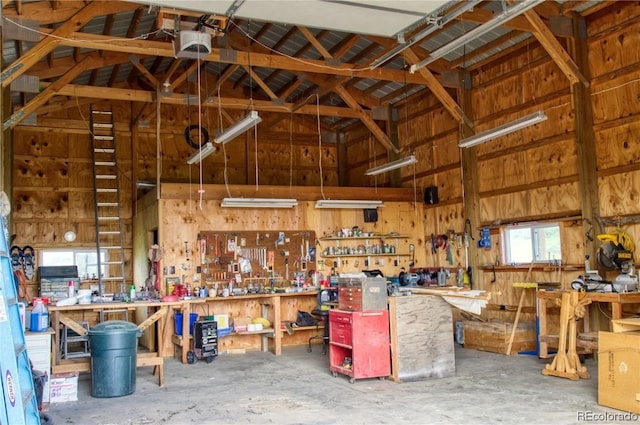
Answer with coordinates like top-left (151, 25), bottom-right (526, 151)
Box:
top-left (39, 248), bottom-right (108, 279)
top-left (502, 222), bottom-right (562, 265)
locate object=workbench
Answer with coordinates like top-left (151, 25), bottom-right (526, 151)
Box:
top-left (48, 300), bottom-right (185, 387)
top-left (173, 291), bottom-right (320, 363)
top-left (536, 290), bottom-right (640, 358)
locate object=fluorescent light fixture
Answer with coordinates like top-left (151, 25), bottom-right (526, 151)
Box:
top-left (221, 198), bottom-right (298, 208)
top-left (365, 155), bottom-right (418, 176)
top-left (369, 0), bottom-right (482, 69)
top-left (315, 200), bottom-right (383, 209)
top-left (458, 111), bottom-right (547, 148)
top-left (410, 0), bottom-right (545, 73)
top-left (215, 111), bottom-right (262, 145)
top-left (187, 142), bottom-right (217, 164)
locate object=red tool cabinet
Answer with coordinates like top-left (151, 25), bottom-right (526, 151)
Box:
top-left (329, 309), bottom-right (390, 383)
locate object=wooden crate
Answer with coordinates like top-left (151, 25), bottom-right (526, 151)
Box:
top-left (462, 320), bottom-right (536, 355)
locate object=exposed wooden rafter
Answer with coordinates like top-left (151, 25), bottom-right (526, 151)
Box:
top-left (0, 1), bottom-right (140, 88)
top-left (524, 10), bottom-right (588, 86)
top-left (402, 48), bottom-right (473, 130)
top-left (4, 55), bottom-right (96, 129)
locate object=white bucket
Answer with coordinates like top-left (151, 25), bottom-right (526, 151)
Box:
top-left (77, 289), bottom-right (92, 305)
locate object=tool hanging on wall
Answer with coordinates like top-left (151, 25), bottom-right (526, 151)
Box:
top-left (146, 244), bottom-right (163, 293)
top-left (200, 236), bottom-right (207, 274)
top-left (478, 227), bottom-right (491, 249)
top-left (463, 219), bottom-right (472, 289)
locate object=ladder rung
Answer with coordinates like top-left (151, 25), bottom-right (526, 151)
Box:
top-left (97, 216), bottom-right (119, 221)
top-left (96, 188), bottom-right (118, 193)
top-left (93, 136), bottom-right (114, 141)
top-left (96, 175), bottom-right (116, 179)
top-left (101, 277), bottom-right (125, 281)
top-left (92, 110), bottom-right (112, 115)
top-left (94, 148), bottom-right (115, 154)
top-left (102, 261), bottom-right (124, 265)
top-left (93, 123), bottom-right (113, 128)
top-left (95, 162), bottom-right (116, 166)
top-left (97, 202), bottom-right (119, 207)
top-left (21, 388), bottom-right (36, 407)
top-left (15, 342), bottom-right (26, 356)
top-left (101, 246), bottom-right (123, 250)
top-left (99, 231), bottom-right (121, 235)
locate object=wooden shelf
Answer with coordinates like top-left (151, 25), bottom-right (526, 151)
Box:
top-left (234, 328), bottom-right (275, 336)
top-left (322, 254), bottom-right (410, 258)
top-left (320, 235), bottom-right (409, 241)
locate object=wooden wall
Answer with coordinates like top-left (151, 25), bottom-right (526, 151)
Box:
top-left (8, 3), bottom-right (640, 329)
top-left (370, 2), bottom-right (640, 325)
top-left (151, 183), bottom-right (424, 293)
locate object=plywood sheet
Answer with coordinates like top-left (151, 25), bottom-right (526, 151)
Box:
top-left (389, 295), bottom-right (455, 382)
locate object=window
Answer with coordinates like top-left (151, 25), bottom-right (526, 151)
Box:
top-left (40, 249), bottom-right (107, 279)
top-left (503, 223), bottom-right (561, 265)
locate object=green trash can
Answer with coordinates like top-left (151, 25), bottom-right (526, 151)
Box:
top-left (89, 320), bottom-right (142, 398)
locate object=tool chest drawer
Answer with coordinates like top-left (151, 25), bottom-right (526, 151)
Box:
top-left (329, 320), bottom-right (353, 347)
top-left (338, 277), bottom-right (387, 311)
top-left (339, 287), bottom-right (362, 310)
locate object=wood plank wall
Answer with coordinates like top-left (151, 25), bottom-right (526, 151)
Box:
top-left (358, 2), bottom-right (640, 324)
top-left (9, 3), bottom-right (640, 327)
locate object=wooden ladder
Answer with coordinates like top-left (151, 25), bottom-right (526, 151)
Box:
top-left (90, 106), bottom-right (126, 298)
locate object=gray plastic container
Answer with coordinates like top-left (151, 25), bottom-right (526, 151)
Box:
top-left (88, 320), bottom-right (142, 398)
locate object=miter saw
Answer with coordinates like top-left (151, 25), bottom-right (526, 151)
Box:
top-left (597, 231), bottom-right (637, 292)
top-left (573, 230), bottom-right (637, 292)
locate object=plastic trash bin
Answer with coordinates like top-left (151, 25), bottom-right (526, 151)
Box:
top-left (88, 320), bottom-right (142, 398)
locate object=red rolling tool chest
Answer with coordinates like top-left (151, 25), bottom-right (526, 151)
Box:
top-left (328, 309), bottom-right (390, 383)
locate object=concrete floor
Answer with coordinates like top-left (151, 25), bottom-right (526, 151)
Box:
top-left (47, 345), bottom-right (630, 425)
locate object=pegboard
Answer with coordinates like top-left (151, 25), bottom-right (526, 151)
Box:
top-left (199, 230), bottom-right (316, 286)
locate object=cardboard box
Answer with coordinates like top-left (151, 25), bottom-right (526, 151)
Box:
top-left (49, 372), bottom-right (78, 403)
top-left (232, 316), bottom-right (252, 333)
top-left (462, 320), bottom-right (536, 354)
top-left (598, 331), bottom-right (640, 414)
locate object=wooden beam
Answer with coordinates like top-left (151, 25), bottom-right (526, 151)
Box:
top-left (459, 8), bottom-right (534, 33)
top-left (241, 65), bottom-right (278, 99)
top-left (277, 78), bottom-right (303, 100)
top-left (1, 1), bottom-right (140, 88)
top-left (137, 307), bottom-right (167, 333)
top-left (4, 55), bottom-right (95, 129)
top-left (333, 85), bottom-right (398, 153)
top-left (570, 12), bottom-right (601, 270)
top-left (524, 10), bottom-right (588, 86)
top-left (168, 60), bottom-right (201, 91)
top-left (57, 32), bottom-right (429, 84)
top-left (403, 48), bottom-right (473, 129)
top-left (298, 26), bottom-right (333, 59)
top-left (50, 83), bottom-right (363, 118)
top-left (129, 54), bottom-right (159, 87)
top-left (160, 182), bottom-right (416, 202)
top-left (36, 97), bottom-right (92, 115)
top-left (1, 0), bottom-right (86, 25)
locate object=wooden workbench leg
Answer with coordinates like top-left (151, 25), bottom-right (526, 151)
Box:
top-left (611, 302), bottom-right (622, 321)
top-left (157, 363), bottom-right (164, 387)
top-left (273, 296), bottom-right (281, 355)
top-left (181, 304), bottom-right (189, 364)
top-left (537, 296), bottom-right (548, 358)
top-left (52, 310), bottom-right (61, 367)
